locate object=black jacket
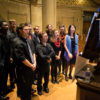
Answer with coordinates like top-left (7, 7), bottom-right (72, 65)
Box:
top-left (7, 30), bottom-right (17, 58)
top-left (36, 42), bottom-right (55, 72)
top-left (13, 36), bottom-right (35, 71)
top-left (0, 32), bottom-right (10, 68)
top-left (31, 33), bottom-right (40, 52)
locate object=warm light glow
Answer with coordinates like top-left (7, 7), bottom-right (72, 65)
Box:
top-left (78, 0), bottom-right (84, 4)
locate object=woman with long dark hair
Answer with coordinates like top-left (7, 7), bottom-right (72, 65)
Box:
top-left (64, 24), bottom-right (78, 81)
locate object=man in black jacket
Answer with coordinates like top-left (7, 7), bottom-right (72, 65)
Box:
top-left (7, 19), bottom-right (17, 89)
top-left (13, 23), bottom-right (36, 100)
top-left (32, 26), bottom-right (40, 51)
top-left (36, 32), bottom-right (55, 95)
top-left (0, 21), bottom-right (10, 100)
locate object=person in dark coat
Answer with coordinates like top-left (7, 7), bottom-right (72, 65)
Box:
top-left (31, 26), bottom-right (41, 85)
top-left (0, 20), bottom-right (10, 100)
top-left (50, 29), bottom-right (61, 84)
top-left (59, 25), bottom-right (66, 75)
top-left (36, 32), bottom-right (55, 95)
top-left (13, 23), bottom-right (36, 100)
top-left (7, 19), bottom-right (17, 89)
top-left (46, 24), bottom-right (54, 43)
top-left (32, 26), bottom-right (41, 51)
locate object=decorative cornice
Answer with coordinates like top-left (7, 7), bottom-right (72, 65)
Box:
top-left (57, 0), bottom-right (99, 8)
top-left (9, 0), bottom-right (38, 5)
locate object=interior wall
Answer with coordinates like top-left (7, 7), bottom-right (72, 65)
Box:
top-left (57, 7), bottom-right (83, 35)
top-left (8, 0), bottom-right (30, 25)
top-left (0, 0), bottom-right (99, 32)
top-left (0, 0), bottom-right (42, 31)
top-left (56, 0), bottom-right (99, 35)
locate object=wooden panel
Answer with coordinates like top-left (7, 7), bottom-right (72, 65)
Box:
top-left (8, 11), bottom-right (28, 25)
top-left (83, 21), bottom-right (91, 35)
top-left (61, 16), bottom-right (74, 33)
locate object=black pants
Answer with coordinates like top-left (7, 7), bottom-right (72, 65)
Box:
top-left (16, 67), bottom-right (33, 100)
top-left (9, 62), bottom-right (16, 85)
top-left (37, 70), bottom-right (49, 92)
top-left (60, 44), bottom-right (66, 73)
top-left (51, 60), bottom-right (61, 77)
top-left (0, 65), bottom-right (9, 95)
top-left (60, 56), bottom-right (66, 73)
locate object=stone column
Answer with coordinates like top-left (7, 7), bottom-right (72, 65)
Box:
top-left (42, 0), bottom-right (56, 31)
top-left (31, 0), bottom-right (42, 31)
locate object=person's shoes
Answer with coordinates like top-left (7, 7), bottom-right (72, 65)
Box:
top-left (57, 72), bottom-right (60, 75)
top-left (0, 96), bottom-right (9, 100)
top-left (43, 88), bottom-right (49, 93)
top-left (33, 81), bottom-right (37, 85)
top-left (65, 76), bottom-right (68, 81)
top-left (52, 80), bottom-right (55, 84)
top-left (69, 75), bottom-right (72, 79)
top-left (62, 71), bottom-right (66, 75)
top-left (31, 88), bottom-right (36, 94)
top-left (38, 91), bottom-right (42, 95)
top-left (10, 84), bottom-right (15, 90)
top-left (51, 78), bottom-right (55, 84)
top-left (3, 88), bottom-right (13, 96)
top-left (55, 79), bottom-right (59, 84)
top-left (17, 90), bottom-right (21, 97)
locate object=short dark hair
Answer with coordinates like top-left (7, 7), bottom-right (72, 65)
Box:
top-left (18, 23), bottom-right (28, 30)
top-left (39, 32), bottom-right (47, 40)
top-left (24, 22), bottom-right (31, 26)
top-left (0, 20), bottom-right (7, 27)
top-left (8, 19), bottom-right (16, 24)
top-left (33, 26), bottom-right (39, 30)
top-left (46, 24), bottom-right (52, 29)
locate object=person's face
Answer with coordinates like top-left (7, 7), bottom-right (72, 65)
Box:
top-left (22, 26), bottom-right (29, 37)
top-left (48, 25), bottom-right (52, 30)
top-left (60, 27), bottom-right (65, 32)
top-left (54, 30), bottom-right (59, 39)
top-left (34, 27), bottom-right (39, 34)
top-left (42, 33), bottom-right (48, 43)
top-left (2, 22), bottom-right (8, 31)
top-left (9, 21), bottom-right (16, 29)
top-left (70, 25), bottom-right (76, 33)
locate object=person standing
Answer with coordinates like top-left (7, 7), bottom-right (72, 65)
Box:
top-left (50, 30), bottom-right (61, 84)
top-left (59, 25), bottom-right (66, 75)
top-left (32, 26), bottom-right (41, 51)
top-left (0, 21), bottom-right (10, 100)
top-left (13, 23), bottom-right (36, 100)
top-left (36, 32), bottom-right (55, 95)
top-left (46, 24), bottom-right (54, 43)
top-left (7, 19), bottom-right (17, 89)
top-left (64, 24), bottom-right (78, 81)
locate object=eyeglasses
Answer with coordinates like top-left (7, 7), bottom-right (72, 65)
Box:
top-left (23, 29), bottom-right (29, 31)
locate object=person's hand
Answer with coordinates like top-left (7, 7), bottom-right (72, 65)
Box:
top-left (68, 53), bottom-right (73, 59)
top-left (55, 56), bottom-right (60, 60)
top-left (31, 64), bottom-right (36, 71)
top-left (10, 58), bottom-right (13, 63)
top-left (47, 58), bottom-right (52, 63)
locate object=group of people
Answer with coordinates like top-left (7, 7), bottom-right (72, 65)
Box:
top-left (0, 20), bottom-right (78, 100)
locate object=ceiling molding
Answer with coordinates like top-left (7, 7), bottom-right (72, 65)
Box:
top-left (9, 0), bottom-right (38, 4)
